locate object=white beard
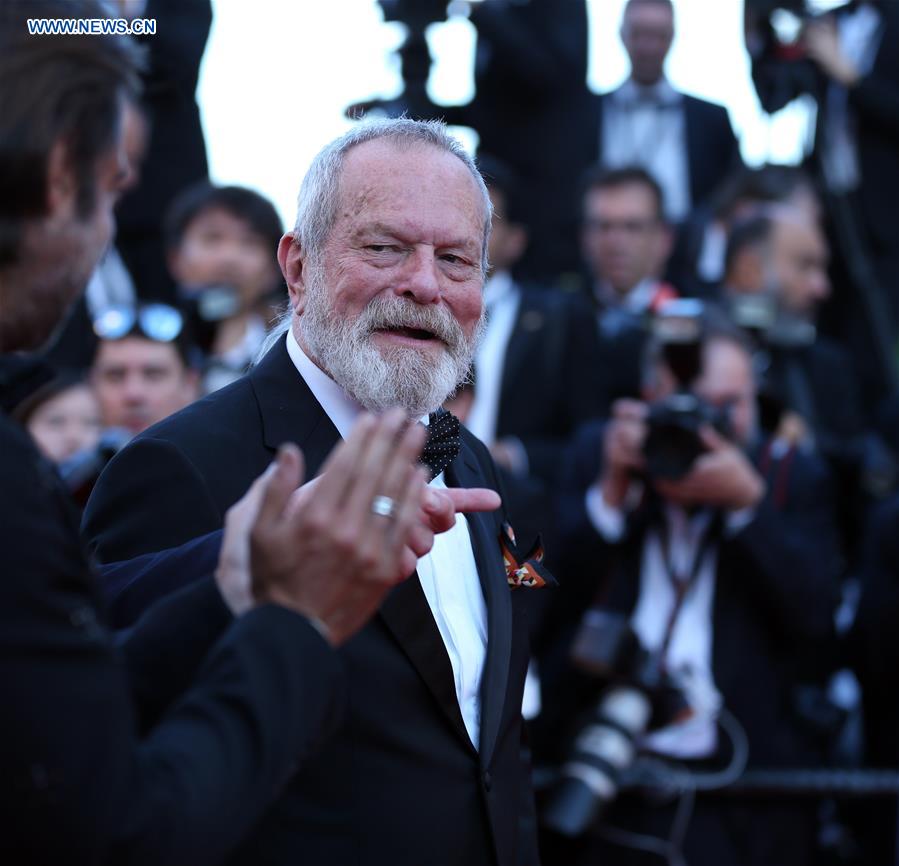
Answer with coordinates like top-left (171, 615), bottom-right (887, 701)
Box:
top-left (300, 266), bottom-right (484, 417)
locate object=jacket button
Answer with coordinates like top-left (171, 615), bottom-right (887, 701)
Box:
top-left (482, 771), bottom-right (492, 792)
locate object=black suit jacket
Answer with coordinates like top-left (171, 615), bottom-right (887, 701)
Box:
top-left (589, 89), bottom-right (741, 216)
top-left (0, 355), bottom-right (344, 865)
top-left (84, 337), bottom-right (539, 866)
top-left (494, 285), bottom-right (604, 485)
top-left (539, 421), bottom-right (839, 770)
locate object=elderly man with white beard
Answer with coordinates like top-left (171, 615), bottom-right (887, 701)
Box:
top-left (84, 119), bottom-right (543, 866)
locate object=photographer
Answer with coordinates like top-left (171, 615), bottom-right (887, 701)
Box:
top-left (164, 183), bottom-right (285, 393)
top-left (581, 166), bottom-right (678, 409)
top-left (541, 313), bottom-right (839, 865)
top-left (747, 0), bottom-right (899, 403)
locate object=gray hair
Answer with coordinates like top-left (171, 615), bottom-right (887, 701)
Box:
top-left (292, 117), bottom-right (492, 275)
top-left (255, 118), bottom-right (493, 365)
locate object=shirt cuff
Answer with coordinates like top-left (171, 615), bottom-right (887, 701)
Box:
top-left (585, 485), bottom-right (626, 542)
top-left (497, 435), bottom-right (529, 478)
top-left (725, 506), bottom-right (756, 537)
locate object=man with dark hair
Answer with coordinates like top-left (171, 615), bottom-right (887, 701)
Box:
top-left (469, 154), bottom-right (603, 487)
top-left (0, 3), bottom-right (457, 863)
top-left (585, 0), bottom-right (741, 224)
top-left (164, 183), bottom-right (285, 391)
top-left (581, 166), bottom-right (677, 407)
top-left (90, 317), bottom-right (200, 437)
top-left (721, 205), bottom-right (864, 453)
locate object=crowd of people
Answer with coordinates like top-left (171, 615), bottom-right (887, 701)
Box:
top-left (4, 0), bottom-right (899, 864)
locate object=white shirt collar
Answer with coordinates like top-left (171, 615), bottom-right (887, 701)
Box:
top-left (615, 76), bottom-right (681, 108)
top-left (285, 327), bottom-right (365, 439)
top-left (483, 270), bottom-right (515, 311)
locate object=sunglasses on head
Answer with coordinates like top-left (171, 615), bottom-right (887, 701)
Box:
top-left (92, 304), bottom-right (185, 343)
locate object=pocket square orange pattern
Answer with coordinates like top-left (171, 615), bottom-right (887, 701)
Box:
top-left (499, 522), bottom-right (556, 589)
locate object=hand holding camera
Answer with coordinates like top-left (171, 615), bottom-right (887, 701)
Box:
top-left (599, 399), bottom-right (648, 509)
top-left (653, 425), bottom-right (765, 511)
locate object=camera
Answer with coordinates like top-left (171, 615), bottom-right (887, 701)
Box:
top-left (541, 610), bottom-right (689, 837)
top-left (176, 284), bottom-right (241, 355)
top-left (745, 0), bottom-right (854, 110)
top-left (643, 300), bottom-right (733, 480)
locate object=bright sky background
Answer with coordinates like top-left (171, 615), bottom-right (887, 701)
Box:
top-left (197, 0), bottom-right (820, 230)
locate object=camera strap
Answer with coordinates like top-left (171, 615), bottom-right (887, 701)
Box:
top-left (656, 510), bottom-right (723, 668)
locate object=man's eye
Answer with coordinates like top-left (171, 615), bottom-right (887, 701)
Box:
top-left (367, 244), bottom-right (395, 253)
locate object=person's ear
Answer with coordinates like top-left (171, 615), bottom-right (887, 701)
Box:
top-left (278, 233), bottom-right (309, 317)
top-left (46, 139), bottom-right (77, 218)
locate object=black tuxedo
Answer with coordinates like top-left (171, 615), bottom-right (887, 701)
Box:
top-left (84, 337), bottom-right (539, 866)
top-left (589, 89), bottom-right (741, 217)
top-left (0, 356), bottom-right (344, 866)
top-left (491, 285), bottom-right (604, 486)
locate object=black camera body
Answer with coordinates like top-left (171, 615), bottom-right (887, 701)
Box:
top-left (641, 299), bottom-right (733, 480)
top-left (644, 392), bottom-right (733, 480)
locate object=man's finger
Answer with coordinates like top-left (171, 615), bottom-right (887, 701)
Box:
top-left (255, 443), bottom-right (305, 530)
top-left (698, 425), bottom-right (729, 452)
top-left (342, 409), bottom-right (413, 522)
top-left (612, 399), bottom-right (649, 421)
top-left (312, 413), bottom-right (378, 512)
top-left (435, 487), bottom-right (502, 515)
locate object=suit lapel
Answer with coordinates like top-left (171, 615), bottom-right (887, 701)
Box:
top-left (498, 288), bottom-right (538, 416)
top-left (250, 341), bottom-right (509, 759)
top-left (446, 440), bottom-right (512, 769)
top-left (379, 578), bottom-right (474, 750)
top-left (249, 337), bottom-right (341, 474)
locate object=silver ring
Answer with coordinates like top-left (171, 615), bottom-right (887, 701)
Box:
top-left (371, 495), bottom-right (397, 519)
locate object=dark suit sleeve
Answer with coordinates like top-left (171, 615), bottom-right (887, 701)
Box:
top-left (516, 294), bottom-right (605, 482)
top-left (84, 435), bottom-right (225, 563)
top-left (0, 421), bottom-right (345, 866)
top-left (722, 450), bottom-right (839, 647)
top-left (850, 15), bottom-right (899, 143)
top-left (101, 529), bottom-right (224, 628)
top-left (114, 575), bottom-right (233, 729)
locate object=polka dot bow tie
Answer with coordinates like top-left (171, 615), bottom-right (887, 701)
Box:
top-left (420, 409), bottom-right (461, 481)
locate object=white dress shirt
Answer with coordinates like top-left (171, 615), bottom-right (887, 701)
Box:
top-left (585, 486), bottom-right (727, 758)
top-left (286, 329), bottom-right (489, 749)
top-left (821, 3), bottom-right (883, 193)
top-left (466, 271), bottom-right (521, 446)
top-left (601, 78), bottom-right (691, 222)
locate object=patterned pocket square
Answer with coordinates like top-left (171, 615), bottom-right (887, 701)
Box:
top-left (499, 522), bottom-right (557, 589)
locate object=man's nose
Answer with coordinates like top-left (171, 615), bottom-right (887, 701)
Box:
top-left (396, 247), bottom-right (440, 304)
top-left (122, 375), bottom-right (146, 403)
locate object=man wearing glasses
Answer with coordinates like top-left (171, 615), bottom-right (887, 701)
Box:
top-left (580, 165), bottom-right (677, 408)
top-left (90, 303), bottom-right (200, 436)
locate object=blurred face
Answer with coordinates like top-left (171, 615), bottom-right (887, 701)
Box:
top-left (694, 339), bottom-right (757, 446)
top-left (771, 218), bottom-right (830, 319)
top-left (169, 207), bottom-right (279, 306)
top-left (582, 183), bottom-right (670, 296)
top-left (486, 186), bottom-right (527, 273)
top-left (282, 139), bottom-right (488, 416)
top-left (91, 337), bottom-right (198, 435)
top-left (621, 1), bottom-right (674, 86)
top-left (27, 384), bottom-right (102, 464)
top-left (651, 338), bottom-right (757, 446)
top-left (0, 100), bottom-right (131, 352)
